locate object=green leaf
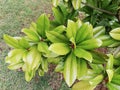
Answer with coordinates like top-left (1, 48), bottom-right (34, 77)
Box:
top-left (79, 39), bottom-right (102, 50)
top-left (91, 51), bottom-right (107, 64)
top-left (36, 14), bottom-right (50, 37)
top-left (106, 54), bottom-right (114, 82)
top-left (72, 0), bottom-right (82, 10)
top-left (74, 48), bottom-right (92, 62)
top-left (63, 53), bottom-right (77, 87)
top-left (106, 54), bottom-right (114, 69)
top-left (106, 69), bottom-right (114, 82)
top-left (38, 68), bottom-right (45, 76)
top-left (64, 0), bottom-right (68, 2)
top-left (49, 43), bottom-right (70, 55)
top-left (22, 28), bottom-right (40, 42)
top-left (25, 47), bottom-right (41, 71)
top-left (25, 70), bottom-right (35, 82)
top-left (110, 28), bottom-right (120, 40)
top-left (18, 38), bottom-right (30, 49)
top-left (112, 74), bottom-right (120, 85)
top-left (90, 64), bottom-right (104, 74)
top-left (75, 22), bottom-right (93, 43)
top-left (98, 35), bottom-right (120, 47)
top-left (66, 20), bottom-right (77, 39)
top-left (55, 61), bottom-right (64, 72)
top-left (77, 59), bottom-right (87, 80)
top-left (41, 59), bottom-right (48, 72)
top-left (4, 34), bottom-right (20, 48)
top-left (89, 74), bottom-right (103, 86)
top-left (5, 49), bottom-right (25, 64)
top-left (46, 31), bottom-right (68, 43)
top-left (52, 7), bottom-right (64, 24)
top-left (53, 25), bottom-right (66, 33)
top-left (47, 57), bottom-right (61, 64)
top-left (107, 82), bottom-right (120, 90)
top-left (52, 0), bottom-right (59, 7)
top-left (8, 62), bottom-right (24, 70)
top-left (93, 26), bottom-right (105, 38)
top-left (72, 81), bottom-right (95, 90)
top-left (38, 42), bottom-right (49, 53)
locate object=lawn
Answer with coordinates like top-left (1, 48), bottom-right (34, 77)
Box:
top-left (0, 0), bottom-right (71, 90)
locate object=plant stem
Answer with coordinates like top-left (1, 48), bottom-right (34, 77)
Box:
top-left (81, 2), bottom-right (116, 16)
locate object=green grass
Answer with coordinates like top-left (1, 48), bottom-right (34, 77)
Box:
top-left (0, 0), bottom-right (71, 90)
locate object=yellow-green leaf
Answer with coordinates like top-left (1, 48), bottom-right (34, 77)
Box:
top-left (66, 20), bottom-right (77, 39)
top-left (41, 59), bottom-right (48, 72)
top-left (75, 22), bottom-right (93, 43)
top-left (53, 25), bottom-right (66, 33)
top-left (49, 43), bottom-right (70, 55)
top-left (5, 49), bottom-right (25, 64)
top-left (52, 7), bottom-right (64, 24)
top-left (8, 62), bottom-right (24, 70)
top-left (77, 59), bottom-right (87, 80)
top-left (46, 31), bottom-right (68, 43)
top-left (72, 0), bottom-right (82, 10)
top-left (4, 34), bottom-right (20, 48)
top-left (25, 47), bottom-right (41, 71)
top-left (22, 28), bottom-right (40, 42)
top-left (89, 74), bottom-right (104, 86)
top-left (106, 69), bottom-right (114, 82)
top-left (110, 28), bottom-right (120, 40)
top-left (64, 53), bottom-right (77, 87)
top-left (38, 42), bottom-right (49, 53)
top-left (72, 81), bottom-right (95, 90)
top-left (36, 14), bottom-right (50, 37)
top-left (52, 0), bottom-right (60, 7)
top-left (79, 39), bottom-right (102, 50)
top-left (74, 48), bottom-right (92, 62)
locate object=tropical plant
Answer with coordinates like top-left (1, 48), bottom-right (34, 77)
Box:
top-left (3, 0), bottom-right (120, 90)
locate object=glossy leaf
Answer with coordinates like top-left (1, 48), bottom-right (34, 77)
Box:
top-left (49, 43), bottom-right (70, 55)
top-left (74, 48), bottom-right (92, 62)
top-left (4, 34), bottom-right (20, 48)
top-left (38, 42), bottom-right (49, 53)
top-left (110, 28), bottom-right (120, 40)
top-left (79, 39), bottom-right (102, 50)
top-left (22, 28), bottom-right (40, 42)
top-left (53, 25), bottom-right (66, 33)
top-left (72, 0), bottom-right (81, 10)
top-left (25, 70), bottom-right (35, 82)
top-left (76, 22), bottom-right (93, 43)
top-left (46, 31), bottom-right (68, 43)
top-left (8, 61), bottom-right (24, 70)
top-left (52, 7), bottom-right (63, 24)
top-left (52, 0), bottom-right (59, 7)
top-left (91, 51), bottom-right (107, 64)
top-left (112, 74), bottom-right (120, 85)
top-left (93, 26), bottom-right (105, 38)
top-left (25, 47), bottom-right (41, 71)
top-left (41, 59), bottom-right (48, 72)
top-left (107, 82), bottom-right (120, 90)
top-left (106, 69), bottom-right (114, 82)
top-left (38, 68), bottom-right (45, 76)
top-left (72, 81), bottom-right (95, 90)
top-left (89, 74), bottom-right (103, 86)
top-left (5, 49), bottom-right (25, 64)
top-left (36, 14), bottom-right (50, 37)
top-left (63, 53), bottom-right (77, 87)
top-left (98, 35), bottom-right (120, 47)
top-left (66, 20), bottom-right (77, 39)
top-left (18, 38), bottom-right (30, 49)
top-left (106, 54), bottom-right (114, 69)
top-left (55, 61), bottom-right (64, 72)
top-left (77, 59), bottom-right (87, 80)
